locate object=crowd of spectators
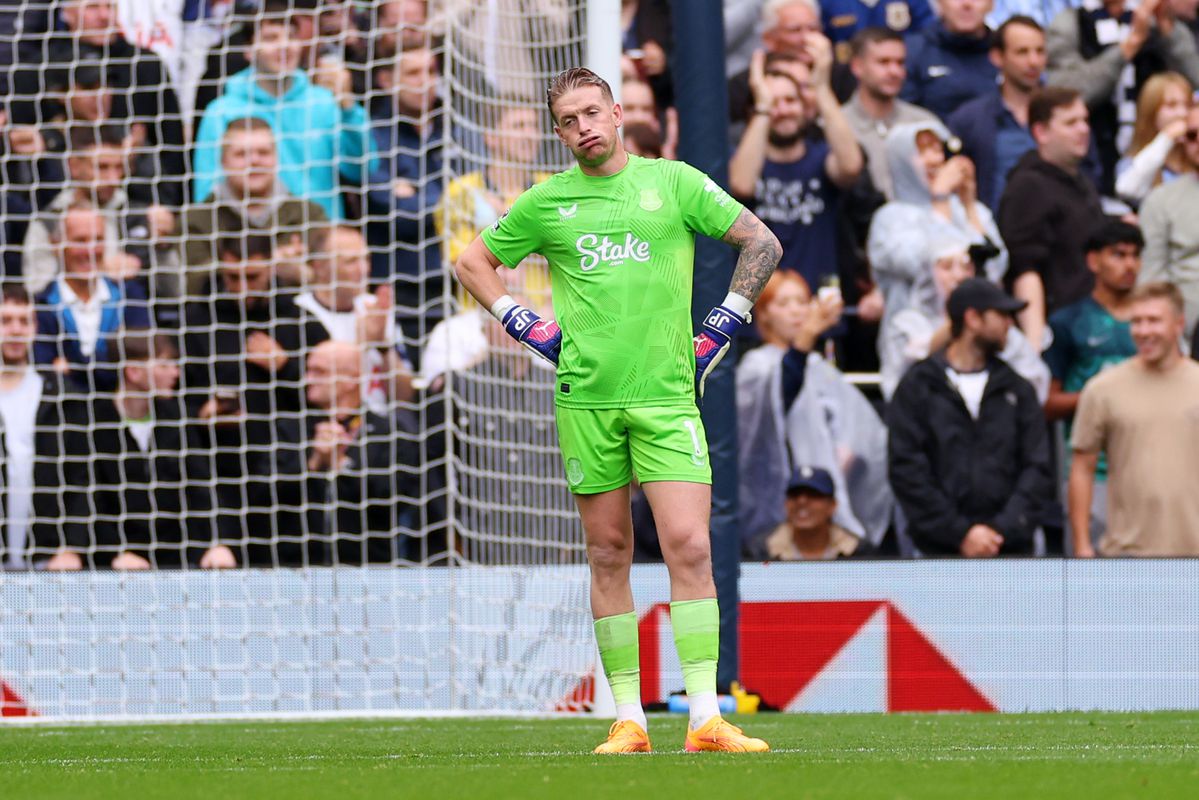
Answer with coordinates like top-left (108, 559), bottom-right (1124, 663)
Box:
top-left (3, 0), bottom-right (1199, 570)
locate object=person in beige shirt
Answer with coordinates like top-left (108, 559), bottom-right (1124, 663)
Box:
top-left (1070, 281), bottom-right (1199, 557)
top-left (756, 466), bottom-right (867, 561)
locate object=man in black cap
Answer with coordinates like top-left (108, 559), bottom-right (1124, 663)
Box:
top-left (753, 466), bottom-right (868, 561)
top-left (887, 278), bottom-right (1053, 557)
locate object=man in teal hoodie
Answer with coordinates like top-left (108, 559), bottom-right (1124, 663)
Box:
top-left (192, 1), bottom-right (377, 221)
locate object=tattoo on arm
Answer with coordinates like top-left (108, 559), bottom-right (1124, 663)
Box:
top-left (721, 208), bottom-right (783, 303)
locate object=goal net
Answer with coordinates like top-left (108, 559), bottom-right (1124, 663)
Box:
top-left (0, 0), bottom-right (601, 718)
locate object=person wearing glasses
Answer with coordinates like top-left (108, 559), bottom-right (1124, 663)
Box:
top-left (1139, 104), bottom-right (1199, 340)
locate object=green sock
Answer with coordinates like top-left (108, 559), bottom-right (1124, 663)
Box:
top-left (670, 599), bottom-right (719, 697)
top-left (594, 612), bottom-right (641, 706)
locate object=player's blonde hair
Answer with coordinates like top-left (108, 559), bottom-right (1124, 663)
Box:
top-left (546, 67), bottom-right (614, 123)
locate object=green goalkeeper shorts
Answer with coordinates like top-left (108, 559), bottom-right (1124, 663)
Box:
top-left (555, 405), bottom-right (712, 494)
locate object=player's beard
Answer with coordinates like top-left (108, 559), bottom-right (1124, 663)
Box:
top-left (573, 135), bottom-right (617, 168)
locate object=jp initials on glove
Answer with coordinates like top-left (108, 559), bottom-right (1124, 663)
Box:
top-left (693, 304), bottom-right (747, 398)
top-left (501, 304), bottom-right (562, 366)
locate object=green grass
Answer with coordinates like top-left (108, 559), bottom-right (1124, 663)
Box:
top-left (2, 713), bottom-right (1197, 799)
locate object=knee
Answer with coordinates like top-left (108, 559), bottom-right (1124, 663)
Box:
top-left (663, 531), bottom-right (711, 575)
top-left (588, 533), bottom-right (632, 576)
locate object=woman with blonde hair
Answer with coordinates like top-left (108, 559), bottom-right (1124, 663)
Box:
top-left (1115, 72), bottom-right (1194, 206)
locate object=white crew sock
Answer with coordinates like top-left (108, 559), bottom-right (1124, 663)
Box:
top-left (688, 692), bottom-right (721, 730)
top-left (616, 702), bottom-right (648, 732)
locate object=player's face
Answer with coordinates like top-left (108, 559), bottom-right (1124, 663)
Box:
top-left (1131, 297), bottom-right (1184, 365)
top-left (222, 129), bottom-right (278, 198)
top-left (0, 300), bottom-right (35, 367)
top-left (853, 40), bottom-right (907, 100)
top-left (996, 24), bottom-right (1046, 94)
top-left (932, 253), bottom-right (975, 300)
top-left (1088, 243), bottom-right (1141, 294)
top-left (553, 85), bottom-right (623, 168)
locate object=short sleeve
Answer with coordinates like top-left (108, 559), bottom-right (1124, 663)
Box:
top-left (480, 188), bottom-right (543, 268)
top-left (672, 161), bottom-right (744, 240)
top-left (1043, 309), bottom-right (1075, 382)
top-left (1071, 380), bottom-right (1107, 454)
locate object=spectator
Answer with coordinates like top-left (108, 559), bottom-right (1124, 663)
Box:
top-left (621, 0), bottom-right (674, 109)
top-left (39, 329), bottom-right (236, 571)
top-left (1114, 71), bottom-right (1193, 207)
top-left (879, 234), bottom-right (1048, 401)
top-left (728, 0), bottom-right (823, 127)
top-left (437, 307), bottom-right (573, 564)
top-left (622, 122), bottom-right (665, 158)
top-left (184, 116), bottom-right (328, 295)
top-left (1139, 104), bottom-right (1199, 334)
top-left (7, 0), bottom-right (187, 206)
top-left (33, 205), bottom-right (150, 390)
top-left (737, 271), bottom-right (892, 552)
top-left (868, 120), bottom-right (1008, 340)
top-left (823, 0), bottom-right (935, 59)
top-left (947, 15), bottom-right (1048, 210)
top-left (1046, 0), bottom-right (1199, 193)
top-left (0, 284), bottom-right (60, 569)
top-left (730, 44), bottom-right (864, 292)
top-left (725, 0), bottom-right (767, 78)
top-left (183, 233), bottom-right (306, 425)
top-left (1070, 281), bottom-right (1199, 556)
top-left (194, 0), bottom-right (322, 123)
top-left (24, 125), bottom-right (178, 299)
top-left (367, 44), bottom-right (445, 347)
top-left (842, 27), bottom-right (938, 200)
top-left (900, 0), bottom-right (999, 121)
top-left (193, 1), bottom-right (378, 220)
top-left (275, 339), bottom-right (420, 565)
top-left (1044, 218), bottom-right (1141, 551)
top-left (376, 0), bottom-right (431, 58)
top-left (620, 79), bottom-right (678, 159)
top-left (439, 104), bottom-right (550, 266)
top-left (295, 225), bottom-right (414, 413)
top-left (888, 277), bottom-right (1053, 556)
top-left (999, 86), bottom-right (1103, 351)
top-left (750, 466), bottom-right (870, 560)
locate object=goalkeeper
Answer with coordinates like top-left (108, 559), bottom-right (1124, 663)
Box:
top-left (455, 68), bottom-right (781, 754)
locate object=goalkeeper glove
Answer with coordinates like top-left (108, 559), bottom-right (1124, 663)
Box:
top-left (693, 304), bottom-right (748, 399)
top-left (499, 302), bottom-right (562, 366)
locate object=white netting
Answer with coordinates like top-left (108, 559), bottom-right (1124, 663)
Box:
top-left (0, 0), bottom-right (595, 716)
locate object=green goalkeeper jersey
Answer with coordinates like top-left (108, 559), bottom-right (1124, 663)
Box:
top-left (481, 154), bottom-right (743, 409)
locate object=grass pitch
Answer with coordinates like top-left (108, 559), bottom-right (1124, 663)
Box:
top-left (3, 712), bottom-right (1197, 799)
